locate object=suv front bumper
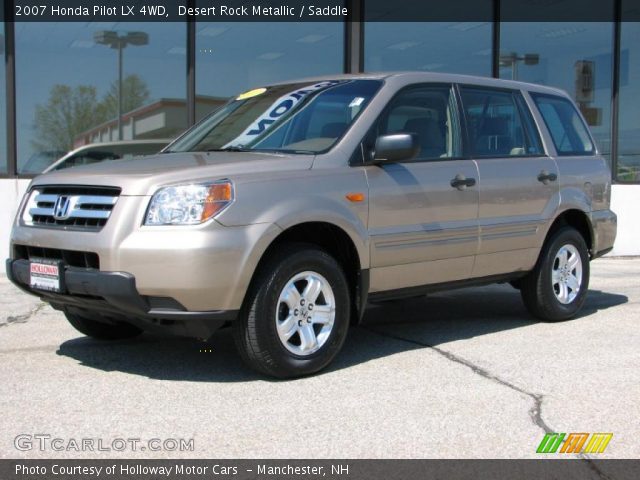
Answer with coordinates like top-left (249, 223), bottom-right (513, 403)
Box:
top-left (6, 258), bottom-right (237, 339)
top-left (10, 202), bottom-right (281, 312)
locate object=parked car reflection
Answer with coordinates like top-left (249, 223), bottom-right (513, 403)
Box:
top-left (43, 139), bottom-right (170, 173)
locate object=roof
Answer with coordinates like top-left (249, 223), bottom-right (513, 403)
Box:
top-left (268, 71), bottom-right (568, 97)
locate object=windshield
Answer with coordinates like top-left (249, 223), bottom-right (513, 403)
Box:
top-left (167, 79), bottom-right (382, 154)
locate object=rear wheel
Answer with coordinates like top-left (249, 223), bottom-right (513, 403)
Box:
top-left (520, 227), bottom-right (590, 321)
top-left (233, 244), bottom-right (350, 378)
top-left (64, 312), bottom-right (142, 340)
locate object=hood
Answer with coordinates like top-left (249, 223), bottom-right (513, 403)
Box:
top-left (30, 151), bottom-right (315, 196)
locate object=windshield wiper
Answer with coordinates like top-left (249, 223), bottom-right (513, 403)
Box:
top-left (206, 145), bottom-right (251, 152)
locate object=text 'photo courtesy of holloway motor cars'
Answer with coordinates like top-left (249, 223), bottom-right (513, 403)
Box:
top-left (7, 72), bottom-right (616, 378)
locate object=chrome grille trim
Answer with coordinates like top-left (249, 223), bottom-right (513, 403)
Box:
top-left (22, 186), bottom-right (120, 231)
top-left (74, 195), bottom-right (119, 206)
top-left (33, 194), bottom-right (58, 204)
top-left (28, 207), bottom-right (112, 219)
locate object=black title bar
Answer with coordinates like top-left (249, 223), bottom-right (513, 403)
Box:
top-left (4, 0), bottom-right (640, 22)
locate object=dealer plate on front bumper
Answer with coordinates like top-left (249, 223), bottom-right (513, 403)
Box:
top-left (29, 259), bottom-right (64, 293)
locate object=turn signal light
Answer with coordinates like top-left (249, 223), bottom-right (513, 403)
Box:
top-left (345, 192), bottom-right (366, 203)
top-left (202, 181), bottom-right (234, 220)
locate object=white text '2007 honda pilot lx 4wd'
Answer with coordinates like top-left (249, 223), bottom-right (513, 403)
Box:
top-left (7, 73), bottom-right (616, 378)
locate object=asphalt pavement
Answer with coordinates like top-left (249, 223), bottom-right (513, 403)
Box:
top-left (0, 258), bottom-right (638, 461)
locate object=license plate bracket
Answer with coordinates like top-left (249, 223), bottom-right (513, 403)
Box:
top-left (29, 258), bottom-right (65, 293)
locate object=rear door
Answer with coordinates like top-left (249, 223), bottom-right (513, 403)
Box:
top-left (366, 84), bottom-right (480, 293)
top-left (458, 86), bottom-right (559, 277)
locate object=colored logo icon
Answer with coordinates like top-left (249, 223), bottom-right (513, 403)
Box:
top-left (536, 433), bottom-right (613, 454)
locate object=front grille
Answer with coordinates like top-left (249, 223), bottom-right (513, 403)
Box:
top-left (13, 244), bottom-right (100, 269)
top-left (24, 186), bottom-right (120, 231)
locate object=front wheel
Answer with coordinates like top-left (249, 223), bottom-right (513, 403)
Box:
top-left (233, 244), bottom-right (350, 378)
top-left (520, 227), bottom-right (590, 321)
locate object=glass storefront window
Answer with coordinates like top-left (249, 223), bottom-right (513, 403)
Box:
top-left (364, 7), bottom-right (493, 76)
top-left (499, 20), bottom-right (614, 162)
top-left (0, 1), bottom-right (7, 175)
top-left (15, 22), bottom-right (187, 174)
top-left (195, 22), bottom-right (344, 121)
top-left (617, 4), bottom-right (640, 182)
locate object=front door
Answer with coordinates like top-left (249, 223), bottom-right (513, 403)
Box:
top-left (365, 84), bottom-right (480, 294)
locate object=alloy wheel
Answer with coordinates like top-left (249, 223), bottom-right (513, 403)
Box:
top-left (275, 271), bottom-right (336, 356)
top-left (551, 244), bottom-right (583, 304)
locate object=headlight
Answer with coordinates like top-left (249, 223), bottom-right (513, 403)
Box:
top-left (144, 180), bottom-right (234, 226)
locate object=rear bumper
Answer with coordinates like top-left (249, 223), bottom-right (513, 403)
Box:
top-left (6, 258), bottom-right (237, 339)
top-left (591, 209), bottom-right (617, 258)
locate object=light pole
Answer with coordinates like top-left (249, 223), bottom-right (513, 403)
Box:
top-left (94, 31), bottom-right (149, 141)
top-left (499, 52), bottom-right (540, 80)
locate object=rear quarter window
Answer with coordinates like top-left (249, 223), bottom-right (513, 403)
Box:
top-left (531, 93), bottom-right (595, 156)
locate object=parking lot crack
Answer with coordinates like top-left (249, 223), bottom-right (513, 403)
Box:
top-left (363, 327), bottom-right (614, 479)
top-left (0, 302), bottom-right (46, 327)
top-left (363, 327), bottom-right (553, 432)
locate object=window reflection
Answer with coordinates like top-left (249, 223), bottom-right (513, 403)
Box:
top-left (365, 19), bottom-right (493, 76)
top-left (15, 22), bottom-right (186, 174)
top-left (617, 10), bottom-right (640, 181)
top-left (499, 21), bottom-right (613, 161)
top-left (195, 22), bottom-right (344, 121)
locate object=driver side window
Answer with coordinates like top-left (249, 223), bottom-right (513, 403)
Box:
top-left (377, 85), bottom-right (462, 161)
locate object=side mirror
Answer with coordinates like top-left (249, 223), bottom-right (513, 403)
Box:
top-left (373, 133), bottom-right (420, 164)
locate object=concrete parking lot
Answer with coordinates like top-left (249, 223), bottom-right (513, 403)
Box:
top-left (0, 258), bottom-right (638, 460)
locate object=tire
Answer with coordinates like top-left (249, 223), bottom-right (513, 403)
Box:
top-left (520, 227), bottom-right (590, 321)
top-left (233, 243), bottom-right (351, 379)
top-left (64, 312), bottom-right (143, 340)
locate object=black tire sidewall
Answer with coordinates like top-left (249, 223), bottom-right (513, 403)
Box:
top-left (534, 228), bottom-right (590, 320)
top-left (245, 247), bottom-right (350, 377)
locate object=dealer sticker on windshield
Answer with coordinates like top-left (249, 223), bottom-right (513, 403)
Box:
top-left (224, 80), bottom-right (343, 148)
top-left (29, 259), bottom-right (62, 292)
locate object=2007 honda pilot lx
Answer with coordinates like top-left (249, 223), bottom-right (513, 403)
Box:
top-left (7, 73), bottom-right (617, 378)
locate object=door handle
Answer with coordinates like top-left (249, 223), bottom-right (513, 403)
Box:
top-left (450, 174), bottom-right (476, 190)
top-left (537, 170), bottom-right (558, 184)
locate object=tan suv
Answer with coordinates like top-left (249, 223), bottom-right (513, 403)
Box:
top-left (7, 73), bottom-right (617, 378)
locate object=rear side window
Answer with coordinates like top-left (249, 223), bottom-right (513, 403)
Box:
top-left (531, 94), bottom-right (595, 156)
top-left (460, 87), bottom-right (543, 158)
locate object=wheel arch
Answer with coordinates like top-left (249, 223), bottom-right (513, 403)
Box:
top-left (245, 221), bottom-right (369, 323)
top-left (545, 208), bottom-right (594, 256)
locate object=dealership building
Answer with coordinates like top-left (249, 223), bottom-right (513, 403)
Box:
top-left (1, 0), bottom-right (639, 263)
